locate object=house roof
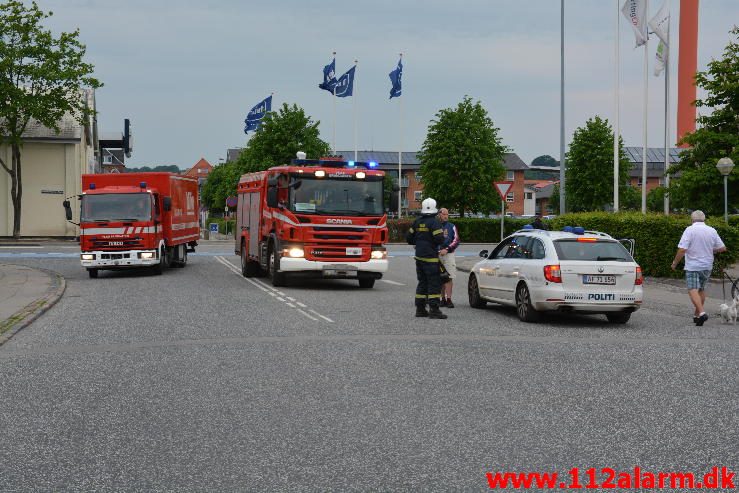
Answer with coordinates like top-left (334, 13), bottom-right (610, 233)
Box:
top-left (184, 158), bottom-right (213, 177)
top-left (19, 114), bottom-right (83, 141)
top-left (227, 148), bottom-right (243, 162)
top-left (533, 182), bottom-right (557, 199)
top-left (624, 146), bottom-right (683, 178)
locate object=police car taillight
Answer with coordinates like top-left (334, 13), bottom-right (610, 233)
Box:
top-left (635, 266), bottom-right (643, 285)
top-left (544, 264), bottom-right (562, 283)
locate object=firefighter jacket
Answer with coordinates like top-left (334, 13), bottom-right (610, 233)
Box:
top-left (406, 214), bottom-right (445, 259)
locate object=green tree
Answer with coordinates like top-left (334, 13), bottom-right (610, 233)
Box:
top-left (200, 162), bottom-right (241, 211)
top-left (565, 116), bottom-right (631, 212)
top-left (125, 165), bottom-right (182, 173)
top-left (668, 26), bottom-right (738, 215)
top-left (0, 1), bottom-right (101, 237)
top-left (531, 154), bottom-right (559, 167)
top-left (417, 96), bottom-right (507, 216)
top-left (235, 103), bottom-right (330, 174)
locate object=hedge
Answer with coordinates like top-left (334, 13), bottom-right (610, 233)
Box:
top-left (389, 212), bottom-right (739, 278)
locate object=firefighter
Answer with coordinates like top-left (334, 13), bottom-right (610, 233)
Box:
top-left (406, 198), bottom-right (447, 319)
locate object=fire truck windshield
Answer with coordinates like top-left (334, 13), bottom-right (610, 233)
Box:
top-left (289, 176), bottom-right (384, 216)
top-left (81, 193), bottom-right (152, 222)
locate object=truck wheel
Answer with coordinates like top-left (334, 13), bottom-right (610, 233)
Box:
top-left (241, 242), bottom-right (260, 277)
top-left (165, 247), bottom-right (175, 268)
top-left (269, 246), bottom-right (287, 287)
top-left (153, 247), bottom-right (165, 275)
top-left (174, 244), bottom-right (187, 267)
top-left (358, 277), bottom-right (375, 288)
top-left (88, 269), bottom-right (98, 279)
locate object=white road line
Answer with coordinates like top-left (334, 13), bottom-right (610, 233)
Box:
top-left (0, 246), bottom-right (43, 249)
top-left (380, 279), bottom-right (405, 286)
top-left (309, 309), bottom-right (334, 323)
top-left (215, 256), bottom-right (332, 323)
top-left (296, 302), bottom-right (307, 308)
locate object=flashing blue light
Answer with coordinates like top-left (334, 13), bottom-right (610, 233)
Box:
top-left (347, 161), bottom-right (355, 167)
top-left (368, 161), bottom-right (378, 168)
top-left (139, 182), bottom-right (147, 189)
top-left (562, 225), bottom-right (573, 232)
top-left (573, 226), bottom-right (585, 235)
top-left (522, 224), bottom-right (534, 230)
top-left (89, 183), bottom-right (96, 190)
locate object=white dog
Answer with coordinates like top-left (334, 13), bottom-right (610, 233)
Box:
top-left (719, 295), bottom-right (739, 324)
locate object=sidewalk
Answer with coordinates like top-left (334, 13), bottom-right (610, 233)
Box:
top-left (0, 263), bottom-right (66, 346)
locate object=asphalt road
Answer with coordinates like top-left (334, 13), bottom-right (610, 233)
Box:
top-left (0, 241), bottom-right (736, 490)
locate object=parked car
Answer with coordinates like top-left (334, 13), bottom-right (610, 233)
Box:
top-left (467, 228), bottom-right (642, 323)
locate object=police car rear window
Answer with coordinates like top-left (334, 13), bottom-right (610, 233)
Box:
top-left (553, 239), bottom-right (633, 262)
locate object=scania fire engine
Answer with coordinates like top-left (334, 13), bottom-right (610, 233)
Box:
top-left (234, 153), bottom-right (391, 288)
top-left (64, 172), bottom-right (199, 278)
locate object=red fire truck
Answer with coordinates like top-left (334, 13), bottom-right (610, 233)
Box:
top-left (234, 154), bottom-right (391, 288)
top-left (64, 172), bottom-right (199, 278)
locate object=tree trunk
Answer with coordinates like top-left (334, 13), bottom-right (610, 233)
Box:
top-left (11, 144), bottom-right (22, 239)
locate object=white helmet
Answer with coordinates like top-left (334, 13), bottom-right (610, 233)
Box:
top-left (421, 198), bottom-right (438, 214)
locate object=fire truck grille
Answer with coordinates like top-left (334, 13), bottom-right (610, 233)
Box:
top-left (308, 227), bottom-right (370, 243)
top-left (100, 253), bottom-right (131, 260)
top-left (91, 239), bottom-right (144, 249)
top-left (309, 248), bottom-right (367, 261)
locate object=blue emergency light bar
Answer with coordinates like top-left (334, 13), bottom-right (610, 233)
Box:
top-left (89, 183), bottom-right (96, 190)
top-left (291, 158), bottom-right (378, 169)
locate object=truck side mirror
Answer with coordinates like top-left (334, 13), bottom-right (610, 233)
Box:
top-left (63, 200), bottom-right (72, 221)
top-left (163, 196), bottom-right (172, 212)
top-left (266, 187), bottom-right (278, 208)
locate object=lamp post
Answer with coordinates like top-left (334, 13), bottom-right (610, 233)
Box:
top-left (716, 157), bottom-right (735, 224)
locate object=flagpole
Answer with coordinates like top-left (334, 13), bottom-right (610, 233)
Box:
top-left (614, 0), bottom-right (620, 212)
top-left (663, 22), bottom-right (670, 215)
top-left (398, 53), bottom-right (403, 220)
top-left (332, 51), bottom-right (337, 155)
top-left (559, 0), bottom-right (566, 215)
top-left (641, 0), bottom-right (649, 214)
top-left (354, 60), bottom-right (358, 162)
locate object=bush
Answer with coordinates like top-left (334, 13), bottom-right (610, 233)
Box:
top-left (389, 212), bottom-right (739, 278)
top-left (206, 217), bottom-right (236, 235)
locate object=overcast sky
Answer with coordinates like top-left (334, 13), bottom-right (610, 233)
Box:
top-left (38, 0), bottom-right (738, 169)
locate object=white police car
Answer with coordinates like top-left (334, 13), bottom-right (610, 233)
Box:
top-left (468, 227), bottom-right (643, 323)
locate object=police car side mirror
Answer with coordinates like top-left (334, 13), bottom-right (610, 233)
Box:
top-left (479, 250), bottom-right (489, 258)
top-left (162, 196), bottom-right (172, 212)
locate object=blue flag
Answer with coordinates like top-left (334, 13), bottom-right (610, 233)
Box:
top-left (318, 57), bottom-right (337, 93)
top-left (334, 66), bottom-right (355, 98)
top-left (244, 95), bottom-right (272, 134)
top-left (389, 58), bottom-right (402, 99)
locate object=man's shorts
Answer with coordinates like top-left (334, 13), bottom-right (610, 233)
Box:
top-left (439, 251), bottom-right (457, 280)
top-left (685, 270), bottom-right (711, 291)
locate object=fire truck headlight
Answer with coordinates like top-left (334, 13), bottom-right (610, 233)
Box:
top-left (287, 247), bottom-right (304, 258)
top-left (314, 170), bottom-right (325, 178)
top-left (139, 251), bottom-right (155, 259)
top-left (81, 254), bottom-right (94, 261)
top-left (355, 171), bottom-right (366, 179)
top-left (371, 249), bottom-right (387, 260)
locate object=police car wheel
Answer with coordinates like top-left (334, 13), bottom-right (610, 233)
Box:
top-left (468, 274), bottom-right (486, 308)
top-left (515, 283), bottom-right (540, 323)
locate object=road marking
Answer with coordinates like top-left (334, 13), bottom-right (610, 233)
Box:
top-left (215, 256), bottom-right (332, 323)
top-left (380, 279), bottom-right (405, 286)
top-left (0, 246), bottom-right (43, 249)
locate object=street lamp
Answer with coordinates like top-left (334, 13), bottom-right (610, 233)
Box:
top-left (716, 157), bottom-right (735, 223)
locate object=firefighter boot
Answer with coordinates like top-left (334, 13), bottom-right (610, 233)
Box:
top-left (428, 305), bottom-right (447, 319)
top-left (415, 302), bottom-right (429, 317)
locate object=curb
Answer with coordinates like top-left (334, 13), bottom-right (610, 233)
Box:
top-left (0, 266), bottom-right (66, 347)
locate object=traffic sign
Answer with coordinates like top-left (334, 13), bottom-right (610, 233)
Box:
top-left (494, 181), bottom-right (514, 201)
top-left (209, 223), bottom-right (219, 233)
top-left (226, 196), bottom-right (238, 208)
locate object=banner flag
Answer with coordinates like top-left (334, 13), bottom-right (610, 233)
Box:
top-left (243, 95), bottom-right (272, 134)
top-left (389, 58), bottom-right (403, 99)
top-left (319, 57), bottom-right (337, 93)
top-left (648, 1), bottom-right (670, 46)
top-left (621, 0), bottom-right (648, 47)
top-left (334, 65), bottom-right (355, 98)
top-left (654, 40), bottom-right (667, 76)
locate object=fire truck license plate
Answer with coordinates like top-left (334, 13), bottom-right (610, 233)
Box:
top-left (345, 247), bottom-right (361, 256)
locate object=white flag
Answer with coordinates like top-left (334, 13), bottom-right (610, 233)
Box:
top-left (621, 0), bottom-right (648, 47)
top-left (648, 1), bottom-right (670, 46)
top-left (654, 40), bottom-right (667, 76)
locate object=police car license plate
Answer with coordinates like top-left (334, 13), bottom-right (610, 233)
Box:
top-left (345, 247), bottom-right (361, 256)
top-left (583, 275), bottom-right (616, 285)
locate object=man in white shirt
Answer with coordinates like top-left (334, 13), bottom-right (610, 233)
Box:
top-left (671, 210), bottom-right (727, 326)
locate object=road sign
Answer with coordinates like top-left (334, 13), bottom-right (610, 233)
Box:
top-left (494, 181), bottom-right (514, 201)
top-left (226, 196), bottom-right (238, 208)
top-left (209, 223), bottom-right (219, 233)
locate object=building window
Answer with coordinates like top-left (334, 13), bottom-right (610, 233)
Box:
top-left (414, 191), bottom-right (422, 201)
top-left (658, 178), bottom-right (664, 186)
top-left (525, 192), bottom-right (533, 200)
top-left (506, 171), bottom-right (515, 181)
top-left (415, 172), bottom-right (422, 181)
top-left (506, 192), bottom-right (515, 203)
top-left (637, 178), bottom-right (643, 187)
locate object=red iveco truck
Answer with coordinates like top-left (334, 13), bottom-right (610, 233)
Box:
top-left (64, 172), bottom-right (199, 278)
top-left (235, 153), bottom-right (391, 288)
